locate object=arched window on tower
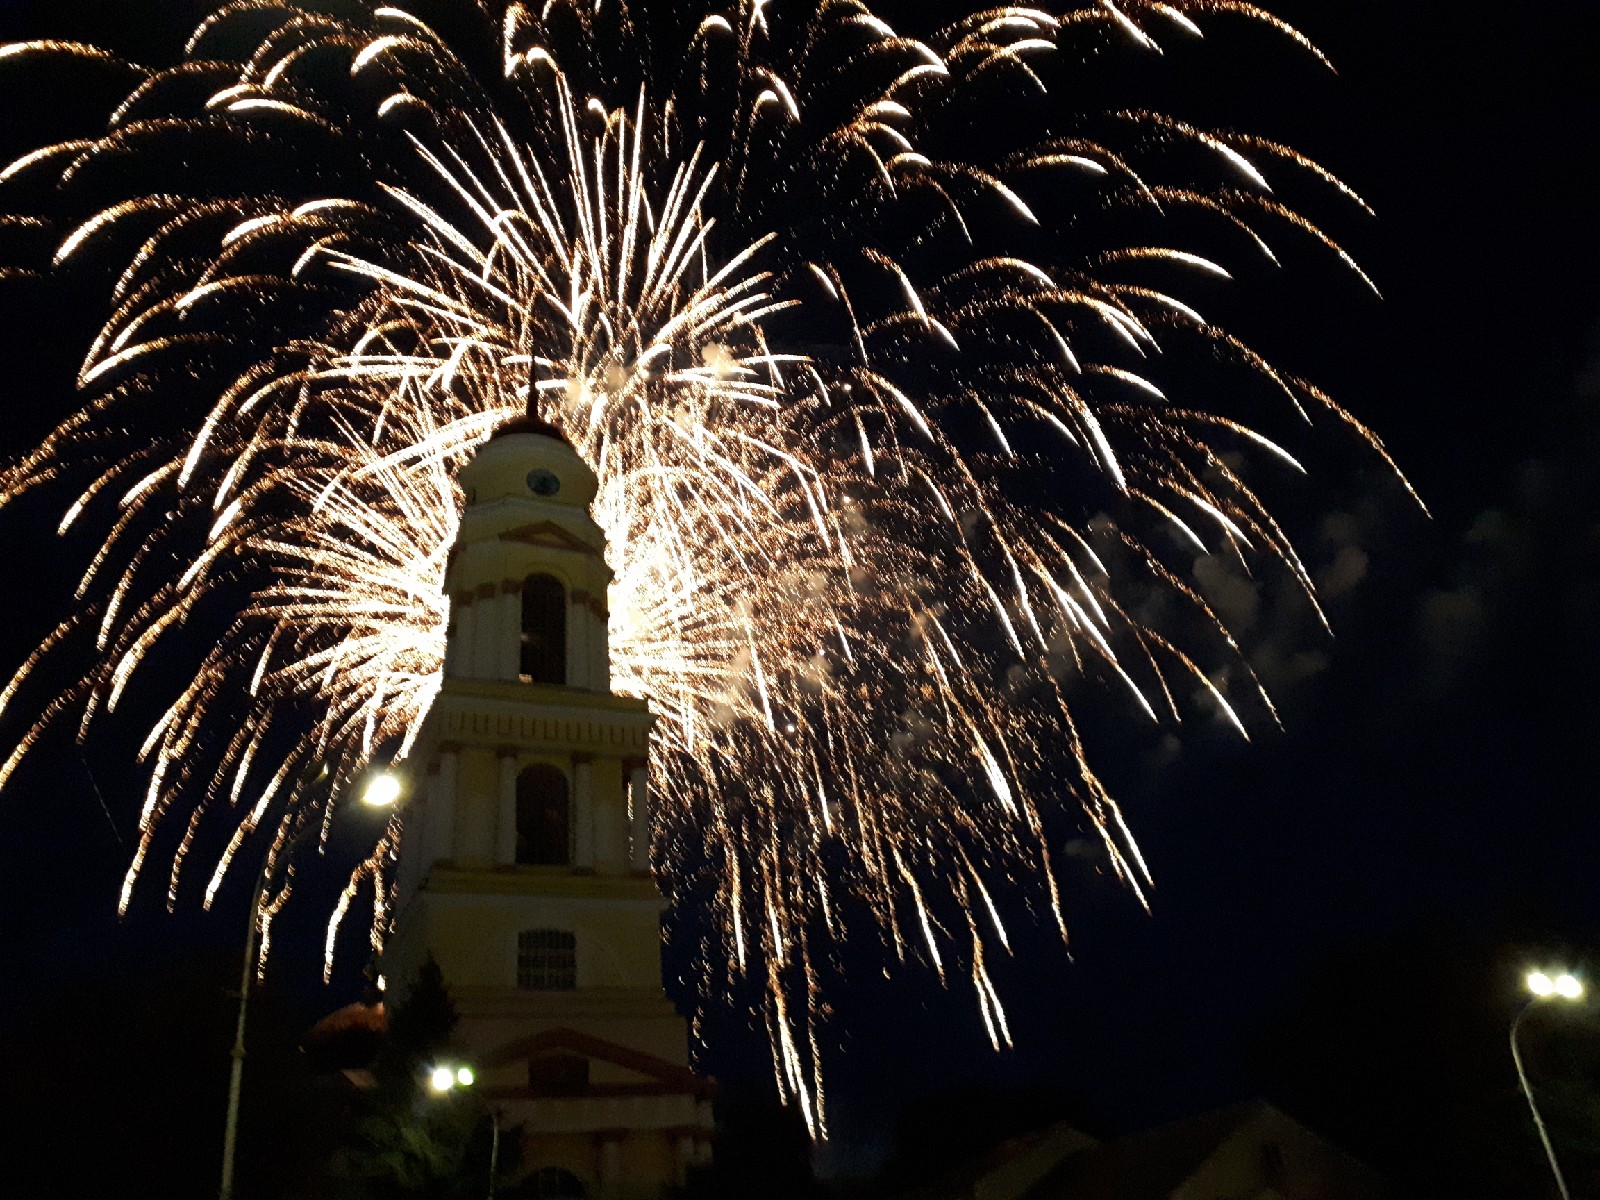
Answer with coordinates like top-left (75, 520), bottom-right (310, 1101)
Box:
top-left (520, 573), bottom-right (567, 685)
top-left (515, 764), bottom-right (570, 865)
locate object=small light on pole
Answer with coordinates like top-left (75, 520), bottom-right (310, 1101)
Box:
top-left (430, 1065), bottom-right (457, 1093)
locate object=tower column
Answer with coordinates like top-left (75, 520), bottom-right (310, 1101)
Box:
top-left (471, 583), bottom-right (498, 677)
top-left (569, 590), bottom-right (591, 689)
top-left (693, 1106), bottom-right (713, 1166)
top-left (496, 748), bottom-right (519, 865)
top-left (399, 761), bottom-right (439, 897)
top-left (584, 594), bottom-right (599, 690)
top-left (573, 753), bottom-right (595, 870)
top-left (447, 595), bottom-right (473, 679)
top-left (628, 759), bottom-right (650, 872)
top-left (579, 595), bottom-right (608, 694)
top-left (597, 1135), bottom-right (623, 1199)
top-left (436, 745), bottom-right (460, 862)
top-left (499, 580), bottom-right (521, 681)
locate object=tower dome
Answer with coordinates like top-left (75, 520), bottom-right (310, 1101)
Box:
top-left (458, 414), bottom-right (598, 511)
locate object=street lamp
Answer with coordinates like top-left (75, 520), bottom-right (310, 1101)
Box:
top-left (1512, 967), bottom-right (1586, 1200)
top-left (426, 1064), bottom-right (501, 1200)
top-left (219, 769), bottom-right (406, 1200)
top-left (425, 1068), bottom-right (505, 1200)
top-left (219, 820), bottom-right (315, 1200)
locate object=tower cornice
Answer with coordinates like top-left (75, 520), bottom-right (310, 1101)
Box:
top-left (429, 679), bottom-right (653, 759)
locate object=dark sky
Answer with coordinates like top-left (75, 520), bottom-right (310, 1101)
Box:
top-left (1, 2), bottom-right (1599, 1197)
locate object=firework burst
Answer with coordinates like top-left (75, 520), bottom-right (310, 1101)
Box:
top-left (0, 0), bottom-right (1402, 1128)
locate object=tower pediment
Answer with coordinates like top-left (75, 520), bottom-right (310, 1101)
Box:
top-left (486, 1027), bottom-right (715, 1100)
top-left (499, 520), bottom-right (604, 559)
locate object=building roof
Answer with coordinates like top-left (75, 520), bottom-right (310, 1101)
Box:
top-left (301, 1001), bottom-right (387, 1073)
top-left (489, 410), bottom-right (573, 446)
top-left (1022, 1104), bottom-right (1249, 1200)
top-left (1020, 1101), bottom-right (1387, 1200)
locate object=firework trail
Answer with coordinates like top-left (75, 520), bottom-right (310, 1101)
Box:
top-left (0, 1), bottom-right (1401, 1127)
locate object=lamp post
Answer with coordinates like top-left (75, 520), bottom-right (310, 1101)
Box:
top-left (428, 1062), bottom-right (502, 1199)
top-left (1511, 968), bottom-right (1585, 1200)
top-left (217, 769), bottom-right (403, 1200)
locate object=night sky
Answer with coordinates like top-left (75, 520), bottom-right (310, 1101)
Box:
top-left (1, 3), bottom-right (1599, 1198)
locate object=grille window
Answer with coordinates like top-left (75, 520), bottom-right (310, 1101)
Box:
top-left (517, 928), bottom-right (577, 991)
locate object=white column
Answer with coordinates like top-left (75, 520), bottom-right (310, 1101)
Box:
top-left (471, 587), bottom-right (498, 678)
top-left (675, 1136), bottom-right (694, 1185)
top-left (397, 815), bottom-right (419, 900)
top-left (629, 762), bottom-right (650, 872)
top-left (500, 586), bottom-right (520, 681)
top-left (586, 599), bottom-right (603, 690)
top-left (693, 1102), bottom-right (714, 1164)
top-left (446, 598), bottom-right (473, 679)
top-left (437, 747), bottom-right (460, 862)
top-left (591, 600), bottom-right (609, 690)
top-left (573, 756), bottom-right (595, 869)
top-left (568, 592), bottom-right (586, 689)
top-left (592, 781), bottom-right (619, 874)
top-left (496, 751), bottom-right (518, 865)
top-left (581, 594), bottom-right (609, 691)
top-left (398, 766), bottom-right (434, 898)
top-left (597, 1137), bottom-right (622, 1199)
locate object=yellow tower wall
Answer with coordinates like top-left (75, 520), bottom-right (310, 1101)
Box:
top-left (386, 426), bottom-right (710, 1199)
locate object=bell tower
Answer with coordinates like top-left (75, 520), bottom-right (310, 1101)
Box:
top-left (387, 415), bottom-right (712, 1199)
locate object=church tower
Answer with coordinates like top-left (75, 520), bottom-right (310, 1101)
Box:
top-left (386, 415), bottom-right (713, 1199)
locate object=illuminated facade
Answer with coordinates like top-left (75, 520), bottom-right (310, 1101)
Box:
top-left (386, 416), bottom-right (713, 1199)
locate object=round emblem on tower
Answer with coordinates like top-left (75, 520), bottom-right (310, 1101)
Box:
top-left (526, 468), bottom-right (561, 496)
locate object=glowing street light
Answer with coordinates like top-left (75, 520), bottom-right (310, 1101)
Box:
top-left (429, 1062), bottom-right (475, 1092)
top-left (362, 770), bottom-right (403, 808)
top-left (1512, 965), bottom-right (1587, 1200)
